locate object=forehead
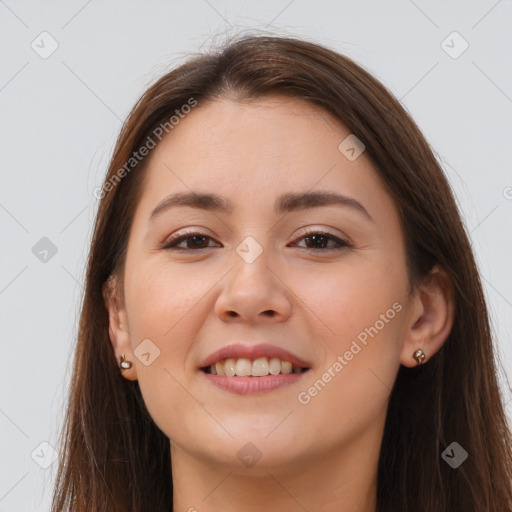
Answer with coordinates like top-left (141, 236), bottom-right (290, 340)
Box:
top-left (134, 96), bottom-right (397, 225)
top-left (156, 96), bottom-right (349, 171)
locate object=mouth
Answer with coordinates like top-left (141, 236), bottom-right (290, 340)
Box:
top-left (198, 343), bottom-right (312, 394)
top-left (200, 357), bottom-right (311, 377)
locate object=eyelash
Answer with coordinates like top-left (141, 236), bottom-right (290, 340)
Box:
top-left (160, 229), bottom-right (353, 253)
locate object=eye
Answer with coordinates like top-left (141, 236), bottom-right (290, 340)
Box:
top-left (161, 231), bottom-right (220, 251)
top-left (161, 229), bottom-right (353, 252)
top-left (291, 230), bottom-right (353, 251)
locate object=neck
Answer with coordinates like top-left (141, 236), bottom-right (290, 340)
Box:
top-left (170, 422), bottom-right (381, 512)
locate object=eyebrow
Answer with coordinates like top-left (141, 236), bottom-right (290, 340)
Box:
top-left (149, 190), bottom-right (374, 222)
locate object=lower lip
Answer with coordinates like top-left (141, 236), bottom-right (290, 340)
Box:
top-left (200, 371), bottom-right (309, 395)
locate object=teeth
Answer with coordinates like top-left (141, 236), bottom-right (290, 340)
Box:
top-left (215, 361), bottom-right (225, 376)
top-left (281, 361), bottom-right (292, 374)
top-left (224, 358), bottom-right (236, 377)
top-left (208, 357), bottom-right (305, 377)
top-left (251, 357), bottom-right (269, 376)
top-left (235, 358), bottom-right (252, 376)
top-left (269, 357), bottom-right (281, 375)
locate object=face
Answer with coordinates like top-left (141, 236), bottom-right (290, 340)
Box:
top-left (110, 96), bottom-right (417, 471)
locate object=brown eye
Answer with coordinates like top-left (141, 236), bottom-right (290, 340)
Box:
top-left (162, 233), bottom-right (219, 251)
top-left (161, 230), bottom-right (352, 252)
top-left (292, 231), bottom-right (352, 251)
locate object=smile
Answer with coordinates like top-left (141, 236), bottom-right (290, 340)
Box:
top-left (202, 356), bottom-right (309, 377)
top-left (200, 357), bottom-right (311, 395)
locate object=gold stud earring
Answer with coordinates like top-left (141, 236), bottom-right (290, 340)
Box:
top-left (119, 354), bottom-right (133, 371)
top-left (413, 349), bottom-right (426, 365)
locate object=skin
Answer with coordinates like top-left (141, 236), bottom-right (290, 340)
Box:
top-left (105, 96), bottom-right (455, 512)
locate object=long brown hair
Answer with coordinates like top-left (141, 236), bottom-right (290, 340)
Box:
top-left (51, 33), bottom-right (512, 512)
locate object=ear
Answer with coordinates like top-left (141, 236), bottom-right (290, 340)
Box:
top-left (103, 275), bottom-right (138, 381)
top-left (400, 264), bottom-right (455, 367)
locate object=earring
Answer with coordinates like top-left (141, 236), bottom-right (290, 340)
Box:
top-left (119, 354), bottom-right (133, 371)
top-left (413, 349), bottom-right (426, 365)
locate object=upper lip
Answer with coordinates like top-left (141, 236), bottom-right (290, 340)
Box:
top-left (199, 343), bottom-right (312, 369)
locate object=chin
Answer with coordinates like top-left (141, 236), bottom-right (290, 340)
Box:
top-left (188, 432), bottom-right (310, 472)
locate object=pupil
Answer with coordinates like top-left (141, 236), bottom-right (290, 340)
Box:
top-left (190, 235), bottom-right (207, 248)
top-left (307, 234), bottom-right (326, 248)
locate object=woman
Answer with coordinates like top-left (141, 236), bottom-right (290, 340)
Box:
top-left (50, 34), bottom-right (512, 512)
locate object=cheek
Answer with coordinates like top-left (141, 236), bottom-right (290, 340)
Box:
top-left (294, 261), bottom-right (406, 422)
top-left (300, 259), bottom-right (406, 352)
top-left (124, 259), bottom-right (213, 342)
top-left (122, 264), bottom-right (210, 431)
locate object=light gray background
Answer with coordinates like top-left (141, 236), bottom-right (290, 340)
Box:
top-left (1, 1), bottom-right (511, 510)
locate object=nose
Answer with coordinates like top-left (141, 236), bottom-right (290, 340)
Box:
top-left (213, 247), bottom-right (292, 324)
